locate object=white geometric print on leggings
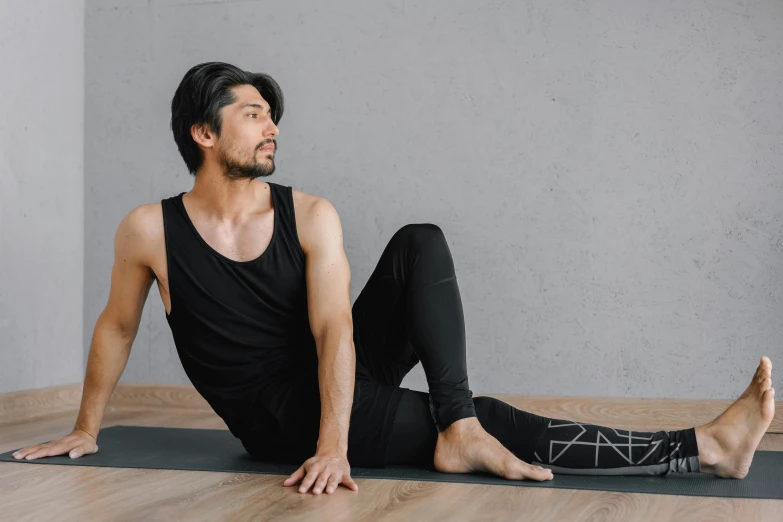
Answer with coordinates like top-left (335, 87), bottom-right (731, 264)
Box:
top-left (532, 420), bottom-right (682, 467)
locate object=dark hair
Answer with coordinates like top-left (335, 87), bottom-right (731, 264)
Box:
top-left (170, 62), bottom-right (284, 175)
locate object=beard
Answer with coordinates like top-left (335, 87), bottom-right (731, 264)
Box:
top-left (219, 145), bottom-right (276, 182)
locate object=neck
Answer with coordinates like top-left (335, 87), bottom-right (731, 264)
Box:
top-left (187, 172), bottom-right (268, 222)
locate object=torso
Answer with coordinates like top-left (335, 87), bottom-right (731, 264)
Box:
top-left (142, 181), bottom-right (314, 316)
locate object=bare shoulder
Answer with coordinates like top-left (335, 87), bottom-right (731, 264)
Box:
top-left (115, 201), bottom-right (165, 269)
top-left (291, 188), bottom-right (343, 255)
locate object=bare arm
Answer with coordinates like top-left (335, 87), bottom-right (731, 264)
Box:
top-left (13, 206), bottom-right (155, 459)
top-left (281, 196), bottom-right (359, 494)
top-left (73, 325), bottom-right (136, 438)
top-left (74, 206), bottom-right (156, 437)
top-left (303, 198), bottom-right (356, 455)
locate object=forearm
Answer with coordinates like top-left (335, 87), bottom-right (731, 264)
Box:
top-left (314, 325), bottom-right (356, 455)
top-left (73, 320), bottom-right (134, 438)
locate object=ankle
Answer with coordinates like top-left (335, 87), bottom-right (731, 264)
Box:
top-left (440, 416), bottom-right (480, 438)
top-left (694, 424), bottom-right (720, 468)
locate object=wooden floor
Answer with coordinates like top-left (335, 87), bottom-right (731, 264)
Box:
top-left (2, 383), bottom-right (782, 521)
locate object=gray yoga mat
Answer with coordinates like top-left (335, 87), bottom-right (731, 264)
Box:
top-left (2, 425), bottom-right (782, 500)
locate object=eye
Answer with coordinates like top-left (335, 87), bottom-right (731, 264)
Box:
top-left (248, 113), bottom-right (257, 118)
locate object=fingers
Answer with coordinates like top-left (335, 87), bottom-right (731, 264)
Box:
top-left (13, 431), bottom-right (97, 461)
top-left (312, 474), bottom-right (330, 495)
top-left (342, 475), bottom-right (359, 492)
top-left (282, 465), bottom-right (305, 487)
top-left (281, 458), bottom-right (358, 495)
top-left (294, 469), bottom-right (357, 494)
top-left (325, 476), bottom-right (340, 494)
top-left (299, 467), bottom-right (321, 494)
top-left (313, 473), bottom-right (358, 494)
top-left (283, 462), bottom-right (332, 494)
top-left (68, 444), bottom-right (97, 458)
top-left (14, 445), bottom-right (57, 460)
top-left (11, 446), bottom-right (35, 459)
top-left (12, 442), bottom-right (55, 460)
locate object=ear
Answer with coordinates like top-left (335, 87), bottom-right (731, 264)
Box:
top-left (190, 122), bottom-right (216, 149)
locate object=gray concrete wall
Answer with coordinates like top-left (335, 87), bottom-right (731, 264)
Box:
top-left (82, 0), bottom-right (782, 399)
top-left (0, 0), bottom-right (86, 393)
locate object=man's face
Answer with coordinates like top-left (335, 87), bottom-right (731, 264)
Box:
top-left (215, 84), bottom-right (279, 181)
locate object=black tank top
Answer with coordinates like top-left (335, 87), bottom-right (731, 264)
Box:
top-left (161, 181), bottom-right (403, 468)
top-left (161, 182), bottom-right (319, 439)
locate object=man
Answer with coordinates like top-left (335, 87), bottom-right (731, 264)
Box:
top-left (13, 62), bottom-right (776, 496)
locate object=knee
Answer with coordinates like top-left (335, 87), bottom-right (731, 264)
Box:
top-left (390, 224), bottom-right (455, 282)
top-left (395, 223), bottom-right (448, 251)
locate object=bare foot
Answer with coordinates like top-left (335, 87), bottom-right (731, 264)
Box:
top-left (433, 417), bottom-right (553, 481)
top-left (694, 356), bottom-right (776, 479)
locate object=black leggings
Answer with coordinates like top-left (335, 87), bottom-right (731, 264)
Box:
top-left (387, 390), bottom-right (701, 475)
top-left (354, 224), bottom-right (701, 475)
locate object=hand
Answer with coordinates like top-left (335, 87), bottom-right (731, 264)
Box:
top-left (12, 428), bottom-right (98, 460)
top-left (282, 451), bottom-right (358, 495)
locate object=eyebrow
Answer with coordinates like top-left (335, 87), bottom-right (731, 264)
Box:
top-left (241, 103), bottom-right (271, 114)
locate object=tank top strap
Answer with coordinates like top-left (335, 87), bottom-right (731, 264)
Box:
top-left (160, 191), bottom-right (191, 258)
top-left (268, 181), bottom-right (306, 265)
top-left (161, 191), bottom-right (188, 233)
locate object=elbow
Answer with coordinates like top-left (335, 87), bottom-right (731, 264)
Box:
top-left (314, 318), bottom-right (354, 352)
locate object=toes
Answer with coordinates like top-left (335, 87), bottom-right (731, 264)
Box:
top-left (503, 459), bottom-right (552, 481)
top-left (536, 466), bottom-right (554, 480)
top-left (757, 367), bottom-right (771, 383)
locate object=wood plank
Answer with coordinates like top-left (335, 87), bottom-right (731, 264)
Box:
top-left (1, 384), bottom-right (781, 521)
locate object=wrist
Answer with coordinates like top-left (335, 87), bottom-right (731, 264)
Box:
top-left (316, 440), bottom-right (348, 456)
top-left (74, 426), bottom-right (97, 440)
